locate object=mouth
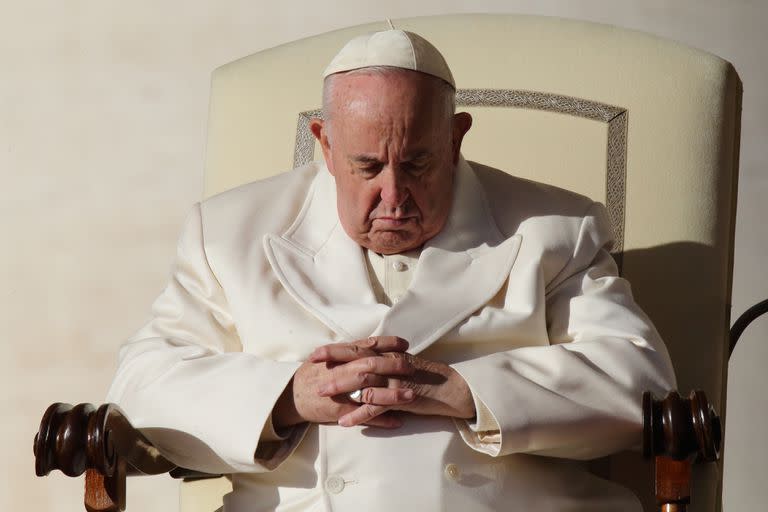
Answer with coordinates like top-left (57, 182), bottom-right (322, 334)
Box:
top-left (372, 216), bottom-right (417, 229)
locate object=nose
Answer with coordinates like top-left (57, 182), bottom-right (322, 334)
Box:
top-left (379, 167), bottom-right (409, 209)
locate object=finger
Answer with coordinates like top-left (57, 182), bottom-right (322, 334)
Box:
top-left (309, 337), bottom-right (409, 363)
top-left (318, 356), bottom-right (414, 397)
top-left (367, 336), bottom-right (409, 353)
top-left (309, 341), bottom-right (377, 363)
top-left (359, 386), bottom-right (415, 406)
top-left (348, 354), bottom-right (415, 377)
top-left (317, 371), bottom-right (388, 397)
top-left (332, 404), bottom-right (402, 428)
top-left (339, 403), bottom-right (390, 427)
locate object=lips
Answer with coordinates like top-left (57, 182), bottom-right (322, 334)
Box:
top-left (372, 217), bottom-right (416, 228)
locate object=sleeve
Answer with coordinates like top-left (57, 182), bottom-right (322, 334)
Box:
top-left (106, 203), bottom-right (308, 474)
top-left (450, 202), bottom-right (677, 460)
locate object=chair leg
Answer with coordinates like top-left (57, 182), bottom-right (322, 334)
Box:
top-left (85, 460), bottom-right (126, 512)
top-left (655, 455), bottom-right (691, 511)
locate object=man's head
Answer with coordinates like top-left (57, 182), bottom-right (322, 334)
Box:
top-left (311, 31), bottom-right (472, 255)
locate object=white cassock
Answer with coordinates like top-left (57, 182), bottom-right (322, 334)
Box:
top-left (106, 156), bottom-right (676, 512)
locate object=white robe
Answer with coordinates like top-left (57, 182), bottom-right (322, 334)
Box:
top-left (107, 157), bottom-right (676, 511)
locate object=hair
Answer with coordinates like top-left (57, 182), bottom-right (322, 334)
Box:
top-left (321, 66), bottom-right (456, 138)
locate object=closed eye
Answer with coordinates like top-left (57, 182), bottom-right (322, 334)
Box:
top-left (401, 159), bottom-right (430, 175)
top-left (358, 163), bottom-right (384, 176)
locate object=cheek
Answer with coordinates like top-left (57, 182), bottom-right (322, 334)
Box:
top-left (418, 175), bottom-right (453, 228)
top-left (420, 193), bottom-right (438, 217)
top-left (339, 181), bottom-right (378, 227)
top-left (420, 178), bottom-right (448, 212)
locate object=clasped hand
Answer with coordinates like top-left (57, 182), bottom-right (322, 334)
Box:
top-left (273, 336), bottom-right (475, 429)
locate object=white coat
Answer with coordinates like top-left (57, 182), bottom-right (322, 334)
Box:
top-left (107, 157), bottom-right (676, 511)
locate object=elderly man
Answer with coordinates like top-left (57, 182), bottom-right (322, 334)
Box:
top-left (107, 29), bottom-right (675, 511)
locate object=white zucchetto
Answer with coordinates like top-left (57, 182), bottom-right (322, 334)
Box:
top-left (323, 29), bottom-right (455, 88)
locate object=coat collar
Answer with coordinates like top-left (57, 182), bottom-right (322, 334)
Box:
top-left (263, 157), bottom-right (522, 354)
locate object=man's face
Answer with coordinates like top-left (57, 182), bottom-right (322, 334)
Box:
top-left (311, 70), bottom-right (471, 255)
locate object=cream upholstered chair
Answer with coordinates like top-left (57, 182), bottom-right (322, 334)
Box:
top-left (181, 14), bottom-right (741, 512)
top-left (31, 13), bottom-right (740, 512)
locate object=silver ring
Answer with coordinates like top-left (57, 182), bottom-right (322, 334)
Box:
top-left (348, 389), bottom-right (363, 403)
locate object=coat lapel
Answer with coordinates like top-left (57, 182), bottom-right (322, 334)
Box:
top-left (263, 158), bottom-right (522, 349)
top-left (263, 168), bottom-right (387, 340)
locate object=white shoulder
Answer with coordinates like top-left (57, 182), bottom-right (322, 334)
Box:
top-left (468, 161), bottom-right (614, 281)
top-left (469, 160), bottom-right (596, 238)
top-left (199, 162), bottom-right (322, 245)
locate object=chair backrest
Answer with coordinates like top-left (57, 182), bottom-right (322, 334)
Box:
top-left (189, 14), bottom-right (741, 512)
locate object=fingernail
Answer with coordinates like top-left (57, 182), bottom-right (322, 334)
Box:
top-left (338, 417), bottom-right (352, 427)
top-left (403, 389), bottom-right (415, 400)
top-left (317, 386), bottom-right (328, 395)
top-left (364, 337), bottom-right (376, 347)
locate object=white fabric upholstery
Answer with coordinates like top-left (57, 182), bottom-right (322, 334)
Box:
top-left (190, 14), bottom-right (741, 512)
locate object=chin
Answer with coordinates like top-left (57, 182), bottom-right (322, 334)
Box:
top-left (368, 230), bottom-right (422, 254)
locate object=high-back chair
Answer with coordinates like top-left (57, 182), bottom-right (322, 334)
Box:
top-left (34, 14), bottom-right (742, 512)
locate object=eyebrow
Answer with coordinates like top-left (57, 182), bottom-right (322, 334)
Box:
top-left (349, 151), bottom-right (431, 164)
top-left (350, 155), bottom-right (382, 164)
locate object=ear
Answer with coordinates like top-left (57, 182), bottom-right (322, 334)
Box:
top-left (450, 112), bottom-right (473, 164)
top-left (309, 118), bottom-right (335, 175)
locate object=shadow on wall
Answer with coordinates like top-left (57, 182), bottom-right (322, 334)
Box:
top-left (609, 241), bottom-right (729, 511)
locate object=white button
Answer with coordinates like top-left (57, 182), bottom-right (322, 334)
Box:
top-left (444, 463), bottom-right (461, 481)
top-left (392, 294), bottom-right (403, 304)
top-left (392, 260), bottom-right (408, 272)
top-left (325, 475), bottom-right (345, 494)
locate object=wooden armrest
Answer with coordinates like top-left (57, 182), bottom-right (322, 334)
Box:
top-left (33, 403), bottom-right (220, 511)
top-left (642, 390), bottom-right (722, 511)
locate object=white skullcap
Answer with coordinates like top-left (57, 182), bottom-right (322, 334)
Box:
top-left (323, 29), bottom-right (455, 88)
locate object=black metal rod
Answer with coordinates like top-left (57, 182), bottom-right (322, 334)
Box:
top-left (729, 298), bottom-right (768, 358)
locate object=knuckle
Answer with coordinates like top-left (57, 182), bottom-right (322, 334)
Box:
top-left (362, 388), bottom-right (376, 403)
top-left (390, 354), bottom-right (412, 372)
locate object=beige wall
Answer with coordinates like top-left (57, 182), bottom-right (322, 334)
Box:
top-left (2, 1), bottom-right (766, 510)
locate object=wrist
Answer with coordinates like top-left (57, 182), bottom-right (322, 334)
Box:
top-left (273, 377), bottom-right (303, 428)
top-left (446, 366), bottom-right (476, 419)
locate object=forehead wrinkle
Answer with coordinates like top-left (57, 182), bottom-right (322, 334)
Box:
top-left (330, 76), bottom-right (445, 163)
top-left (345, 121), bottom-right (431, 164)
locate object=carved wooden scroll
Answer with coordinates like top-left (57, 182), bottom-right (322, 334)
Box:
top-left (33, 402), bottom-right (217, 511)
top-left (643, 390), bottom-right (722, 511)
